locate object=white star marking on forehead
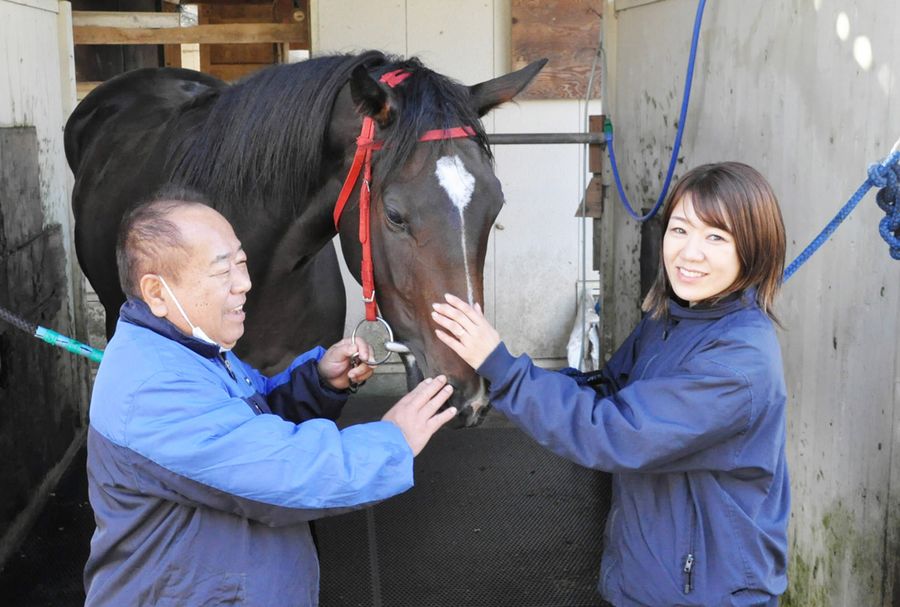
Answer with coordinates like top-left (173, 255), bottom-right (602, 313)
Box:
top-left (435, 155), bottom-right (475, 211)
top-left (435, 155), bottom-right (476, 305)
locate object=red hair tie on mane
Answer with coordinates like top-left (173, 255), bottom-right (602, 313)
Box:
top-left (380, 70), bottom-right (411, 88)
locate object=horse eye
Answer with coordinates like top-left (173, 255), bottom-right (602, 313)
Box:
top-left (385, 207), bottom-right (406, 228)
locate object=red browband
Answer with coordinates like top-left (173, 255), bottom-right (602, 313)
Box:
top-left (333, 69), bottom-right (476, 321)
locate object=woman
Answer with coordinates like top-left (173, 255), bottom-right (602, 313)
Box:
top-left (431, 162), bottom-right (790, 606)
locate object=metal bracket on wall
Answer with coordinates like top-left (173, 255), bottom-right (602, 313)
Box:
top-left (576, 114), bottom-right (605, 219)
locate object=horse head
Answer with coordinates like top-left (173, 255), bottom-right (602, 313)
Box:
top-left (333, 57), bottom-right (546, 427)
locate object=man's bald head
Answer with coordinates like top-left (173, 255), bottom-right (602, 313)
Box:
top-left (116, 187), bottom-right (212, 300)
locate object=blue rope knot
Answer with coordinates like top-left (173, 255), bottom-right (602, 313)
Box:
top-left (872, 153), bottom-right (900, 259)
top-left (867, 158), bottom-right (895, 188)
top-left (784, 150), bottom-right (900, 280)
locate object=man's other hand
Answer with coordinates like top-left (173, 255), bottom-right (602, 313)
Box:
top-left (318, 337), bottom-right (375, 391)
top-left (382, 376), bottom-right (457, 456)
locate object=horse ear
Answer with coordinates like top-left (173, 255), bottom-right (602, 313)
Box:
top-left (350, 65), bottom-right (391, 125)
top-left (468, 58), bottom-right (548, 117)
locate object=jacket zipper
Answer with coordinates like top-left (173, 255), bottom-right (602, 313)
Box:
top-left (683, 552), bottom-right (695, 594)
top-left (600, 506), bottom-right (620, 594)
top-left (219, 352), bottom-right (237, 379)
top-left (683, 475), bottom-right (697, 594)
top-left (218, 353), bottom-right (262, 414)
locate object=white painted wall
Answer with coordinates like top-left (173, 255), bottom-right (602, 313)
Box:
top-left (311, 0), bottom-right (600, 366)
top-left (604, 0), bottom-right (900, 604)
top-left (1, 0), bottom-right (81, 329)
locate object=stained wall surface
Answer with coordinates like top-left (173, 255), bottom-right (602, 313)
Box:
top-left (604, 1), bottom-right (899, 604)
top-left (0, 0), bottom-right (92, 569)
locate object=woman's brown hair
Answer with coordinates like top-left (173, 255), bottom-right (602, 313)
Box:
top-left (642, 162), bottom-right (786, 320)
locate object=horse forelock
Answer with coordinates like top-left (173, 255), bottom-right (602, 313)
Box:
top-left (372, 59), bottom-right (492, 193)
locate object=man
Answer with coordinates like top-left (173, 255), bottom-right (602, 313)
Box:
top-left (84, 189), bottom-right (457, 606)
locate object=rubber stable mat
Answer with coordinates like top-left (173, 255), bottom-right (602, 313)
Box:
top-left (0, 446), bottom-right (92, 607)
top-left (317, 396), bottom-right (611, 607)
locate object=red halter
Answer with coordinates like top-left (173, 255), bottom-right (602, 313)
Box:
top-left (332, 69), bottom-right (476, 321)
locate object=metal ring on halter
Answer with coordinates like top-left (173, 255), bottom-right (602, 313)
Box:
top-left (350, 316), bottom-right (395, 366)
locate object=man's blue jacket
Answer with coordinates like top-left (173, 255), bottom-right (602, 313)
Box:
top-left (478, 293), bottom-right (790, 607)
top-left (84, 299), bottom-right (413, 606)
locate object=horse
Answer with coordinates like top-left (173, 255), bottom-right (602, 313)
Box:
top-left (64, 50), bottom-right (545, 426)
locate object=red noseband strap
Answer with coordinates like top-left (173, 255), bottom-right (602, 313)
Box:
top-left (333, 70), bottom-right (476, 321)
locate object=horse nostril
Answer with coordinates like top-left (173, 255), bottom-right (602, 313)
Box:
top-left (443, 404), bottom-right (475, 430)
top-left (438, 389), bottom-right (464, 413)
top-left (439, 379), bottom-right (489, 427)
top-left (457, 403), bottom-right (474, 419)
top-left (447, 386), bottom-right (465, 405)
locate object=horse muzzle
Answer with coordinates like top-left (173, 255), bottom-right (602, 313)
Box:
top-left (450, 380), bottom-right (491, 428)
top-left (389, 341), bottom-right (490, 428)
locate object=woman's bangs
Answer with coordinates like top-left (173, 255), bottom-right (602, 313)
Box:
top-left (689, 187), bottom-right (733, 233)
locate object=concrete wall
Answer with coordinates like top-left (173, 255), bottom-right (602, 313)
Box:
top-left (311, 0), bottom-right (601, 367)
top-left (0, 0), bottom-right (92, 569)
top-left (603, 0), bottom-right (900, 604)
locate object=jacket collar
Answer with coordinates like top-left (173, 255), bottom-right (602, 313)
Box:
top-left (667, 288), bottom-right (757, 321)
top-left (119, 298), bottom-right (221, 358)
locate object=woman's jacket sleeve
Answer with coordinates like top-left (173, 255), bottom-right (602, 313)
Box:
top-left (478, 338), bottom-right (761, 474)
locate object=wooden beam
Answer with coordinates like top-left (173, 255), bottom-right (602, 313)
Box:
top-left (199, 4), bottom-right (211, 73)
top-left (511, 0), bottom-right (603, 99)
top-left (210, 43), bottom-right (275, 64)
top-left (58, 1), bottom-right (77, 118)
top-left (588, 115), bottom-right (605, 174)
top-left (72, 11), bottom-right (181, 29)
top-left (161, 2), bottom-right (182, 69)
top-left (206, 63), bottom-right (267, 82)
top-left (74, 23), bottom-right (307, 45)
top-left (166, 0), bottom-right (279, 4)
top-left (76, 81), bottom-right (102, 100)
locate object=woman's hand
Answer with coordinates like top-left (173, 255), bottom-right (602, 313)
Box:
top-left (431, 293), bottom-right (501, 370)
top-left (318, 337), bottom-right (375, 390)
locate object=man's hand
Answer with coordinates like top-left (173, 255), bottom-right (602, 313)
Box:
top-left (318, 337), bottom-right (375, 391)
top-left (382, 376), bottom-right (458, 456)
top-left (431, 293), bottom-right (501, 370)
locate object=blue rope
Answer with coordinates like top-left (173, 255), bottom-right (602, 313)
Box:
top-left (604, 0), bottom-right (707, 222)
top-left (783, 150), bottom-right (900, 281)
top-left (601, 0), bottom-right (900, 277)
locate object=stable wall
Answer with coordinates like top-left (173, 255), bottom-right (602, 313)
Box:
top-left (602, 0), bottom-right (900, 605)
top-left (311, 0), bottom-right (601, 367)
top-left (0, 0), bottom-right (92, 570)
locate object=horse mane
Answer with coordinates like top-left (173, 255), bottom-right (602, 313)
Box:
top-left (171, 51), bottom-right (381, 217)
top-left (170, 51), bottom-right (491, 218)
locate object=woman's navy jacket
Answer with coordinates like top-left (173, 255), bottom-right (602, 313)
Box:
top-left (84, 299), bottom-right (413, 606)
top-left (479, 292), bottom-right (789, 607)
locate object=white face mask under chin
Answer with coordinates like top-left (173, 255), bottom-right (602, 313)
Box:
top-left (157, 276), bottom-right (230, 352)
